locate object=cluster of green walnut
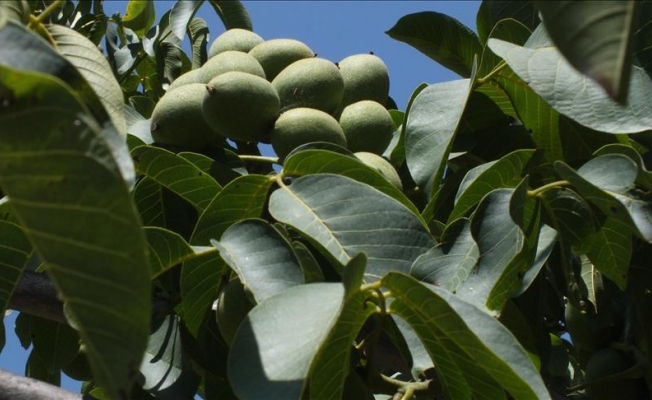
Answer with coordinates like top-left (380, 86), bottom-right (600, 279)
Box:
top-left (150, 28), bottom-right (401, 189)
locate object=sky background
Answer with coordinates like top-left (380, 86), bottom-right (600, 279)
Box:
top-left (1, 0), bottom-right (480, 393)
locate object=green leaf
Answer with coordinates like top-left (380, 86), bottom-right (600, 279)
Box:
top-left (181, 174), bottom-right (273, 336)
top-left (387, 83), bottom-right (428, 166)
top-left (541, 188), bottom-right (595, 248)
top-left (450, 149), bottom-right (537, 222)
top-left (208, 0), bottom-right (253, 31)
top-left (213, 219), bottom-right (304, 303)
top-left (131, 145), bottom-right (221, 212)
top-left (0, 21), bottom-right (118, 139)
top-left (488, 32), bottom-right (652, 134)
top-left (535, 1), bottom-right (637, 103)
top-left (386, 12), bottom-right (482, 78)
top-left (169, 0), bottom-right (202, 42)
top-left (30, 316), bottom-right (80, 373)
top-left (555, 155), bottom-right (652, 243)
top-left (188, 18), bottom-right (209, 69)
top-left (0, 221), bottom-right (32, 314)
top-left (26, 349), bottom-right (61, 386)
top-left (228, 283), bottom-right (347, 400)
top-left (410, 218), bottom-right (479, 292)
top-left (0, 66), bottom-right (150, 397)
top-left (584, 216), bottom-right (632, 290)
top-left (122, 0), bottom-right (156, 37)
top-left (282, 149), bottom-right (422, 219)
top-left (144, 226), bottom-right (216, 278)
top-left (139, 315), bottom-right (200, 400)
top-left (157, 41), bottom-right (189, 89)
top-left (309, 258), bottom-right (377, 400)
top-left (383, 272), bottom-right (551, 400)
top-left (476, 1), bottom-right (539, 44)
top-left (0, 0), bottom-right (30, 24)
top-left (456, 186), bottom-right (526, 313)
top-left (405, 77), bottom-right (474, 198)
top-left (268, 174), bottom-right (435, 280)
top-left (178, 150), bottom-right (245, 187)
top-left (46, 24), bottom-right (127, 138)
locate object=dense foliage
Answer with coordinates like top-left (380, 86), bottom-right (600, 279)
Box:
top-left (1, 1), bottom-right (651, 399)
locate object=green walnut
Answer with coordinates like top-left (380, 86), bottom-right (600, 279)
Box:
top-left (208, 28), bottom-right (264, 58)
top-left (202, 71), bottom-right (280, 143)
top-left (151, 83), bottom-right (217, 148)
top-left (271, 108), bottom-right (346, 159)
top-left (272, 58), bottom-right (343, 113)
top-left (354, 152), bottom-right (402, 190)
top-left (216, 279), bottom-right (255, 346)
top-left (199, 50), bottom-right (266, 83)
top-left (584, 348), bottom-right (646, 399)
top-left (167, 68), bottom-right (203, 92)
top-left (338, 53), bottom-right (390, 108)
top-left (339, 100), bottom-right (394, 154)
top-left (249, 38), bottom-right (314, 81)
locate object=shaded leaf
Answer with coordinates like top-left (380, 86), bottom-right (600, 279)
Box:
top-left (213, 219), bottom-right (304, 303)
top-left (292, 241), bottom-right (324, 284)
top-left (387, 83), bottom-right (428, 166)
top-left (26, 349), bottom-right (61, 386)
top-left (169, 0), bottom-right (202, 42)
top-left (0, 221), bottom-right (32, 314)
top-left (144, 226), bottom-right (216, 278)
top-left (269, 174), bottom-right (435, 281)
top-left (30, 316), bottom-right (80, 373)
top-left (541, 188), bottom-right (595, 248)
top-left (131, 145), bottom-right (221, 212)
top-left (208, 0), bottom-right (253, 31)
top-left (181, 174), bottom-right (273, 336)
top-left (488, 33), bottom-right (652, 134)
top-left (535, 1), bottom-right (637, 102)
top-left (383, 272), bottom-right (551, 400)
top-left (405, 77), bottom-right (473, 198)
top-left (386, 12), bottom-right (482, 77)
top-left (451, 149), bottom-right (536, 222)
top-left (47, 24), bottom-right (127, 138)
top-left (0, 66), bottom-right (150, 397)
top-left (230, 283), bottom-right (362, 400)
top-left (584, 216), bottom-right (632, 290)
top-left (140, 315), bottom-right (200, 400)
top-left (188, 18), bottom-right (209, 69)
top-left (283, 149), bottom-right (422, 219)
top-left (476, 1), bottom-right (539, 44)
top-left (410, 218), bottom-right (479, 292)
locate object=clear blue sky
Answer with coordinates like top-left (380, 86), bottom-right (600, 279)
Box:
top-left (0, 0), bottom-right (480, 393)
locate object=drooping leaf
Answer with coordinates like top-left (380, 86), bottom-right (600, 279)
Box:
top-left (144, 226), bottom-right (216, 278)
top-left (213, 219), bottom-right (304, 303)
top-left (46, 24), bottom-right (127, 138)
top-left (450, 149), bottom-right (537, 222)
top-left (122, 0), bottom-right (156, 37)
top-left (535, 1), bottom-right (637, 103)
top-left (169, 0), bottom-right (202, 42)
top-left (488, 32), bottom-right (652, 134)
top-left (269, 174), bottom-right (435, 281)
top-left (157, 41), bottom-right (189, 89)
top-left (0, 221), bottom-right (32, 315)
top-left (131, 145), bottom-right (221, 212)
top-left (308, 256), bottom-right (377, 400)
top-left (476, 0), bottom-right (539, 44)
top-left (139, 315), bottom-right (200, 400)
top-left (387, 83), bottom-right (428, 166)
top-left (292, 241), bottom-right (324, 284)
top-left (0, 66), bottom-right (151, 398)
top-left (383, 272), bottom-right (551, 400)
top-left (386, 11), bottom-right (482, 77)
top-left (181, 174), bottom-right (273, 336)
top-left (229, 283), bottom-right (349, 400)
top-left (29, 316), bottom-right (80, 373)
top-left (410, 218), bottom-right (479, 292)
top-left (282, 149), bottom-right (422, 219)
top-left (405, 77), bottom-right (474, 198)
top-left (188, 18), bottom-right (209, 69)
top-left (208, 0), bottom-right (253, 31)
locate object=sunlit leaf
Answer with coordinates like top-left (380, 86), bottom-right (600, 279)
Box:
top-left (122, 0), bottom-right (156, 37)
top-left (269, 174), bottom-right (435, 280)
top-left (144, 226), bottom-right (216, 278)
top-left (169, 0), bottom-right (202, 42)
top-left (476, 1), bottom-right (539, 44)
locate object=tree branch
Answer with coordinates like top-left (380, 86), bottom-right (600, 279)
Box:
top-left (0, 368), bottom-right (93, 400)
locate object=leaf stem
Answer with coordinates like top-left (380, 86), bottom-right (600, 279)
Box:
top-left (527, 180), bottom-right (571, 198)
top-left (29, 0), bottom-right (64, 27)
top-left (238, 155), bottom-right (280, 164)
top-left (380, 374), bottom-right (431, 399)
top-left (474, 60), bottom-right (507, 88)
